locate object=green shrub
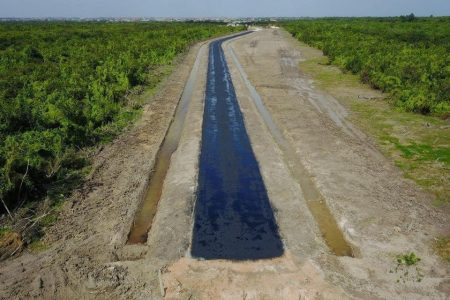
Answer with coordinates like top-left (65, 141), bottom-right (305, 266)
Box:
top-left (283, 17), bottom-right (450, 115)
top-left (0, 22), bottom-right (242, 211)
top-left (397, 252), bottom-right (421, 266)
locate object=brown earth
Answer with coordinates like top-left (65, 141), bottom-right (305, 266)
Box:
top-left (0, 29), bottom-right (449, 299)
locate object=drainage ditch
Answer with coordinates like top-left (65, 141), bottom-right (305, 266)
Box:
top-left (127, 44), bottom-right (206, 244)
top-left (190, 33), bottom-right (284, 260)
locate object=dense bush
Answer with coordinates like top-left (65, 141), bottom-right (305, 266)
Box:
top-left (0, 21), bottom-right (241, 211)
top-left (283, 17), bottom-right (450, 114)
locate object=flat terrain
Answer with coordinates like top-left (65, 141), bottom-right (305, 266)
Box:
top-left (0, 29), bottom-right (448, 299)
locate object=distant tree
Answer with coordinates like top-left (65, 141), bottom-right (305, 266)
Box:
top-left (400, 13), bottom-right (416, 22)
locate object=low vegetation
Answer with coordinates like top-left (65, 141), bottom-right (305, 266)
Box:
top-left (397, 252), bottom-right (421, 266)
top-left (0, 22), bottom-right (241, 215)
top-left (284, 20), bottom-right (449, 262)
top-left (391, 252), bottom-right (424, 283)
top-left (434, 237), bottom-right (450, 265)
top-left (283, 17), bottom-right (450, 115)
top-left (295, 44), bottom-right (450, 204)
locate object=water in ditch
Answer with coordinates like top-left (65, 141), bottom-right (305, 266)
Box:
top-left (191, 34), bottom-right (284, 260)
top-left (126, 45), bottom-right (205, 245)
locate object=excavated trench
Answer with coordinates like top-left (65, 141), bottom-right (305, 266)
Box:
top-left (191, 33), bottom-right (284, 260)
top-left (127, 43), bottom-right (206, 244)
top-left (128, 32), bottom-right (354, 259)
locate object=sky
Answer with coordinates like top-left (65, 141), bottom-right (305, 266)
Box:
top-left (1, 0), bottom-right (450, 18)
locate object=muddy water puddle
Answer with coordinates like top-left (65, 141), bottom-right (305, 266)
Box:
top-left (191, 33), bottom-right (284, 260)
top-left (227, 40), bottom-right (354, 257)
top-left (127, 45), bottom-right (205, 244)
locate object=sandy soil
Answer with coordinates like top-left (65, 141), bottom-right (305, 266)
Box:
top-left (0, 29), bottom-right (448, 299)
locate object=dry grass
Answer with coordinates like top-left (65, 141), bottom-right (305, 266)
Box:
top-left (0, 231), bottom-right (23, 261)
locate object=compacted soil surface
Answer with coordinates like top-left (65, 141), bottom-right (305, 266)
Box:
top-left (0, 29), bottom-right (448, 299)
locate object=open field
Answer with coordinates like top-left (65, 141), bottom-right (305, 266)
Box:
top-left (0, 27), bottom-right (448, 299)
top-left (0, 16), bottom-right (449, 299)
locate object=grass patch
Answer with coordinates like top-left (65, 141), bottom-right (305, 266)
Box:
top-left (390, 252), bottom-right (424, 283)
top-left (397, 252), bottom-right (421, 266)
top-left (396, 143), bottom-right (450, 164)
top-left (28, 240), bottom-right (48, 253)
top-left (434, 237), bottom-right (450, 265)
top-left (0, 226), bottom-right (11, 238)
top-left (40, 214), bottom-right (58, 228)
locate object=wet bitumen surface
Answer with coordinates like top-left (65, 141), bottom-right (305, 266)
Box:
top-left (191, 33), bottom-right (284, 260)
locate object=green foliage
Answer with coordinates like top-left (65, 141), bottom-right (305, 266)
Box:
top-left (40, 214), bottom-right (58, 227)
top-left (396, 143), bottom-right (450, 164)
top-left (400, 13), bottom-right (416, 22)
top-left (392, 252), bottom-right (424, 283)
top-left (0, 226), bottom-right (11, 238)
top-left (283, 17), bottom-right (450, 115)
top-left (381, 136), bottom-right (450, 165)
top-left (0, 21), bottom-right (241, 211)
top-left (397, 252), bottom-right (421, 266)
